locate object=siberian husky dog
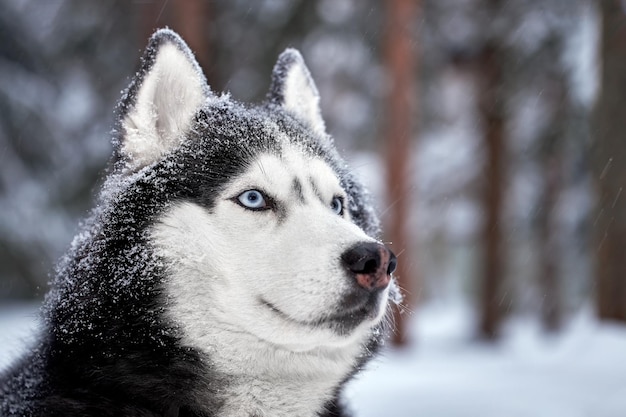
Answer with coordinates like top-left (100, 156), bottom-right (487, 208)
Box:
top-left (0, 29), bottom-right (399, 417)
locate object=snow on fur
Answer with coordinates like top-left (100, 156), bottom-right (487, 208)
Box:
top-left (0, 29), bottom-right (396, 417)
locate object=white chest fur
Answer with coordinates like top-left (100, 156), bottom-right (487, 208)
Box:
top-left (194, 327), bottom-right (363, 417)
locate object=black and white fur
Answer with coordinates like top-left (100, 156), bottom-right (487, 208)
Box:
top-left (0, 29), bottom-right (399, 417)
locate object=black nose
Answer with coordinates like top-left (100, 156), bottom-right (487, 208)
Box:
top-left (341, 242), bottom-right (396, 291)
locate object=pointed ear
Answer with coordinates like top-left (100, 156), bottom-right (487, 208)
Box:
top-left (117, 29), bottom-right (210, 172)
top-left (267, 49), bottom-right (326, 136)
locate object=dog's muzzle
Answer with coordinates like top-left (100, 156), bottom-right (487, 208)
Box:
top-left (310, 242), bottom-right (396, 334)
top-left (341, 242), bottom-right (397, 292)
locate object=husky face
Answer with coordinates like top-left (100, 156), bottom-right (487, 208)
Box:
top-left (153, 147), bottom-right (391, 353)
top-left (116, 30), bottom-right (397, 363)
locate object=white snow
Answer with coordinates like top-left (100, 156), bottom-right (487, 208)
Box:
top-left (345, 302), bottom-right (626, 417)
top-left (1, 301), bottom-right (625, 416)
top-left (0, 303), bottom-right (40, 370)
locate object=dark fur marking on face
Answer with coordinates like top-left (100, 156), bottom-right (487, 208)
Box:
top-left (292, 178), bottom-right (306, 203)
top-left (307, 176), bottom-right (326, 206)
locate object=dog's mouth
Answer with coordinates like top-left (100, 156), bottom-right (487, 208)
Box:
top-left (259, 292), bottom-right (386, 336)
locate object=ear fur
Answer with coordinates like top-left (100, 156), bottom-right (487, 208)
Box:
top-left (267, 49), bottom-right (326, 136)
top-left (117, 29), bottom-right (210, 172)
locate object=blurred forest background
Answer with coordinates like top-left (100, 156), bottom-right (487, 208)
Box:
top-left (1, 0), bottom-right (625, 347)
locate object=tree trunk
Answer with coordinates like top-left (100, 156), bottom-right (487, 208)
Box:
top-left (383, 0), bottom-right (418, 345)
top-left (538, 153), bottom-right (562, 331)
top-left (537, 65), bottom-right (566, 333)
top-left (593, 0), bottom-right (626, 322)
top-left (477, 41), bottom-right (505, 340)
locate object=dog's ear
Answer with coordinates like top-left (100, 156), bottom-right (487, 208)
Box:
top-left (116, 29), bottom-right (210, 172)
top-left (267, 49), bottom-right (326, 137)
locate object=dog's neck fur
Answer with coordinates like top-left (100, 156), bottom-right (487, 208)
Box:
top-left (192, 324), bottom-right (362, 417)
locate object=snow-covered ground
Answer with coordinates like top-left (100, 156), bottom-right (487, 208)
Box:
top-left (347, 303), bottom-right (626, 417)
top-left (0, 303), bottom-right (41, 370)
top-left (1, 301), bottom-right (625, 416)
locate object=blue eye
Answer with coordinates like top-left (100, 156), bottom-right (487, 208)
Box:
top-left (237, 190), bottom-right (268, 210)
top-left (331, 196), bottom-right (344, 215)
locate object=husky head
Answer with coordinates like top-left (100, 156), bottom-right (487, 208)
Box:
top-left (109, 30), bottom-right (399, 359)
